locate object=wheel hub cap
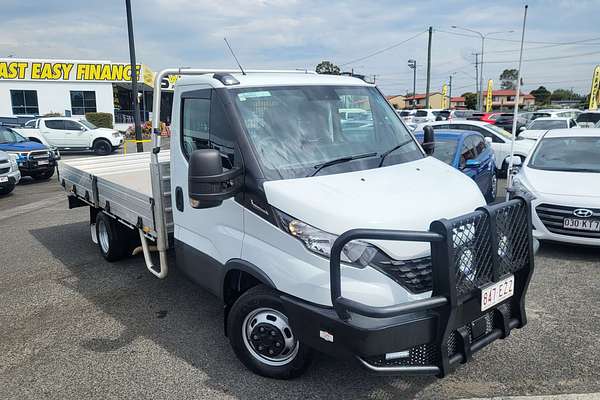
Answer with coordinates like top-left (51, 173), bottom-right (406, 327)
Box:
top-left (242, 307), bottom-right (298, 366)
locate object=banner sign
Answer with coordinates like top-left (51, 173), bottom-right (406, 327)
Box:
top-left (589, 65), bottom-right (600, 111)
top-left (0, 59), bottom-right (143, 83)
top-left (441, 84), bottom-right (448, 109)
top-left (485, 80), bottom-right (493, 112)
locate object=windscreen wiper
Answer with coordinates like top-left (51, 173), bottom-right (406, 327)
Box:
top-left (378, 139), bottom-right (415, 167)
top-left (310, 152), bottom-right (378, 177)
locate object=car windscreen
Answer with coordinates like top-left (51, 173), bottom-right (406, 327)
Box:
top-left (433, 111), bottom-right (450, 118)
top-left (399, 111), bottom-right (411, 116)
top-left (576, 113), bottom-right (600, 124)
top-left (0, 127), bottom-right (27, 144)
top-left (230, 85), bottom-right (422, 180)
top-left (529, 137), bottom-right (600, 173)
top-left (79, 120), bottom-right (97, 129)
top-left (415, 110), bottom-right (428, 117)
top-left (415, 135), bottom-right (458, 165)
top-left (528, 120), bottom-right (567, 130)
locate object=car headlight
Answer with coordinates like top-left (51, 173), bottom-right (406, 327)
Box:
top-left (8, 153), bottom-right (18, 170)
top-left (113, 131), bottom-right (121, 138)
top-left (510, 176), bottom-right (536, 201)
top-left (274, 209), bottom-right (378, 267)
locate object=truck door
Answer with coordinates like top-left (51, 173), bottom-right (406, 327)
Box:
top-left (170, 88), bottom-right (244, 294)
top-left (42, 120), bottom-right (67, 147)
top-left (63, 120), bottom-right (89, 147)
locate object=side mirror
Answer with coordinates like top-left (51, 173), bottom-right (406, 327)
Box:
top-left (188, 149), bottom-right (243, 209)
top-left (484, 137), bottom-right (492, 146)
top-left (509, 155), bottom-right (522, 167)
top-left (422, 125), bottom-right (435, 155)
top-left (465, 159), bottom-right (481, 168)
top-left (518, 126), bottom-right (525, 133)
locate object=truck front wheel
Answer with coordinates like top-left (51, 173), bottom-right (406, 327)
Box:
top-left (32, 167), bottom-right (55, 180)
top-left (95, 212), bottom-right (129, 261)
top-left (227, 285), bottom-right (313, 379)
top-left (93, 139), bottom-right (113, 156)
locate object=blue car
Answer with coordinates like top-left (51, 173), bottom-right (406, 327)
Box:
top-left (415, 129), bottom-right (497, 203)
top-left (0, 126), bottom-right (57, 180)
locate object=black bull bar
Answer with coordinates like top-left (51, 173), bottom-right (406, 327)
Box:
top-left (329, 197), bottom-right (535, 376)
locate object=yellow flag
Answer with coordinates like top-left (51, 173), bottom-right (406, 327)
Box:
top-left (486, 80), bottom-right (493, 112)
top-left (442, 84), bottom-right (448, 108)
top-left (589, 65), bottom-right (600, 110)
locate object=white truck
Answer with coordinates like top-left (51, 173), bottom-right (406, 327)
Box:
top-left (59, 69), bottom-right (535, 379)
top-left (15, 117), bottom-right (123, 155)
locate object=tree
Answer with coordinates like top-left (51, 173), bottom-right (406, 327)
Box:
top-left (550, 88), bottom-right (582, 101)
top-left (499, 69), bottom-right (519, 90)
top-left (530, 86), bottom-right (552, 105)
top-left (315, 61), bottom-right (340, 75)
top-left (462, 92), bottom-right (478, 110)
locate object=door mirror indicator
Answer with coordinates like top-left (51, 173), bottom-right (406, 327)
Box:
top-left (465, 159), bottom-right (481, 168)
top-left (188, 149), bottom-right (243, 209)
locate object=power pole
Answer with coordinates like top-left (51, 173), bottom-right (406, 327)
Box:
top-left (425, 26), bottom-right (432, 108)
top-left (449, 75), bottom-right (453, 108)
top-left (473, 53), bottom-right (480, 110)
top-left (125, 0), bottom-right (144, 153)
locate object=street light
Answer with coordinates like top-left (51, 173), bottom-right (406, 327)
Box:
top-left (408, 59), bottom-right (417, 108)
top-left (452, 26), bottom-right (514, 111)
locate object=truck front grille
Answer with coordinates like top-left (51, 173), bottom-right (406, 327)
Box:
top-left (536, 203), bottom-right (600, 239)
top-left (0, 162), bottom-right (10, 174)
top-left (28, 151), bottom-right (49, 161)
top-left (372, 256), bottom-right (433, 294)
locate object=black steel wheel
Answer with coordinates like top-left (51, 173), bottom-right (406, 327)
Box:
top-left (93, 139), bottom-right (113, 156)
top-left (227, 285), bottom-right (313, 379)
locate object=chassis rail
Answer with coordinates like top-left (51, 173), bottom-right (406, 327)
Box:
top-left (329, 197), bottom-right (534, 376)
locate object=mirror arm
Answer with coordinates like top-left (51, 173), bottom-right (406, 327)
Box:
top-left (189, 166), bottom-right (243, 184)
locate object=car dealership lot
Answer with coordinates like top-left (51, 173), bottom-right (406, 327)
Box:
top-left (1, 164), bottom-right (600, 400)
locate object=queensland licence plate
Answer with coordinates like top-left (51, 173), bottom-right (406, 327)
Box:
top-left (38, 160), bottom-right (49, 166)
top-left (563, 218), bottom-right (600, 232)
top-left (481, 275), bottom-right (514, 311)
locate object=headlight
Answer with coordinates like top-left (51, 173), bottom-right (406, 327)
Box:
top-left (510, 176), bottom-right (536, 201)
top-left (8, 153), bottom-right (18, 170)
top-left (274, 209), bottom-right (378, 267)
top-left (113, 131), bottom-right (121, 138)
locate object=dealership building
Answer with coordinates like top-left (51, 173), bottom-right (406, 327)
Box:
top-left (0, 58), bottom-right (174, 126)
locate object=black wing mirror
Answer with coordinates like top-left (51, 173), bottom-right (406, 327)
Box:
top-left (188, 149), bottom-right (243, 209)
top-left (422, 125), bottom-right (435, 155)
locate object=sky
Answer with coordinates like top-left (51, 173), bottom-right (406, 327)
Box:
top-left (2, 0), bottom-right (599, 96)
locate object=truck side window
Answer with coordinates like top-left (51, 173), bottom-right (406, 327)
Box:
top-left (181, 98), bottom-right (210, 159)
top-left (45, 120), bottom-right (65, 130)
top-left (64, 120), bottom-right (82, 130)
top-left (209, 95), bottom-right (236, 169)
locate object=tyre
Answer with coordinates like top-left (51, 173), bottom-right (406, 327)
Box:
top-left (227, 285), bottom-right (313, 379)
top-left (93, 139), bottom-right (113, 156)
top-left (485, 170), bottom-right (498, 203)
top-left (0, 182), bottom-right (15, 195)
top-left (32, 166), bottom-right (55, 180)
top-left (95, 212), bottom-right (131, 261)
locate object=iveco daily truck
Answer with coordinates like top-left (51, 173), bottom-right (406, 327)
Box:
top-left (59, 69), bottom-right (534, 379)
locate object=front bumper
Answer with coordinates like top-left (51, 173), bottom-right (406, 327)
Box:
top-left (18, 159), bottom-right (56, 175)
top-left (284, 198), bottom-right (534, 377)
top-left (532, 200), bottom-right (600, 247)
top-left (0, 171), bottom-right (20, 187)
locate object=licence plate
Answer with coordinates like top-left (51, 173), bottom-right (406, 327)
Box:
top-left (38, 160), bottom-right (49, 165)
top-left (481, 275), bottom-right (514, 311)
top-left (0, 176), bottom-right (8, 183)
top-left (563, 217), bottom-right (600, 232)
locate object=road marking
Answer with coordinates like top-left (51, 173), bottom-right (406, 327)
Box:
top-left (0, 194), bottom-right (65, 222)
top-left (460, 394), bottom-right (600, 400)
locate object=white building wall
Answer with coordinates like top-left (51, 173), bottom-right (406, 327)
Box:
top-left (0, 80), bottom-right (114, 119)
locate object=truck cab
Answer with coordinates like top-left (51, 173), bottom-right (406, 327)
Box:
top-left (60, 70), bottom-right (534, 379)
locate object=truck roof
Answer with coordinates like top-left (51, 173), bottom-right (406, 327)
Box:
top-left (176, 72), bottom-right (373, 89)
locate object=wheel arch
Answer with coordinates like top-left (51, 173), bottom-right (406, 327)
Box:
top-left (222, 259), bottom-right (276, 336)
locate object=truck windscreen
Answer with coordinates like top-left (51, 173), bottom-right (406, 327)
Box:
top-left (230, 85), bottom-right (422, 180)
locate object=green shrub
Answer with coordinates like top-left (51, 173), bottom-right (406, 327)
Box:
top-left (85, 112), bottom-right (113, 129)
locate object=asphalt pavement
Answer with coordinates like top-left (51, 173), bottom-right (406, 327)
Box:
top-left (1, 158), bottom-right (599, 400)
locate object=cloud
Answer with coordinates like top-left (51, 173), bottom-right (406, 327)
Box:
top-left (2, 0), bottom-right (598, 94)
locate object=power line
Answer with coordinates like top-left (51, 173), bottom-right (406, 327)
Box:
top-left (339, 30), bottom-right (427, 66)
top-left (484, 49), bottom-right (600, 64)
top-left (485, 37), bottom-right (600, 54)
top-left (435, 28), bottom-right (600, 46)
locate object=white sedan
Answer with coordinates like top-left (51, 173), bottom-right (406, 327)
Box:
top-left (511, 129), bottom-right (600, 246)
top-left (414, 120), bottom-right (534, 173)
top-left (518, 117), bottom-right (578, 141)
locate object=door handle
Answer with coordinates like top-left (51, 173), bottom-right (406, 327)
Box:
top-left (175, 186), bottom-right (184, 212)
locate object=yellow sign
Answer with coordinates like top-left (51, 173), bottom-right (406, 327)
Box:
top-left (589, 65), bottom-right (600, 111)
top-left (441, 84), bottom-right (448, 108)
top-left (0, 59), bottom-right (144, 83)
top-left (485, 80), bottom-right (493, 112)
